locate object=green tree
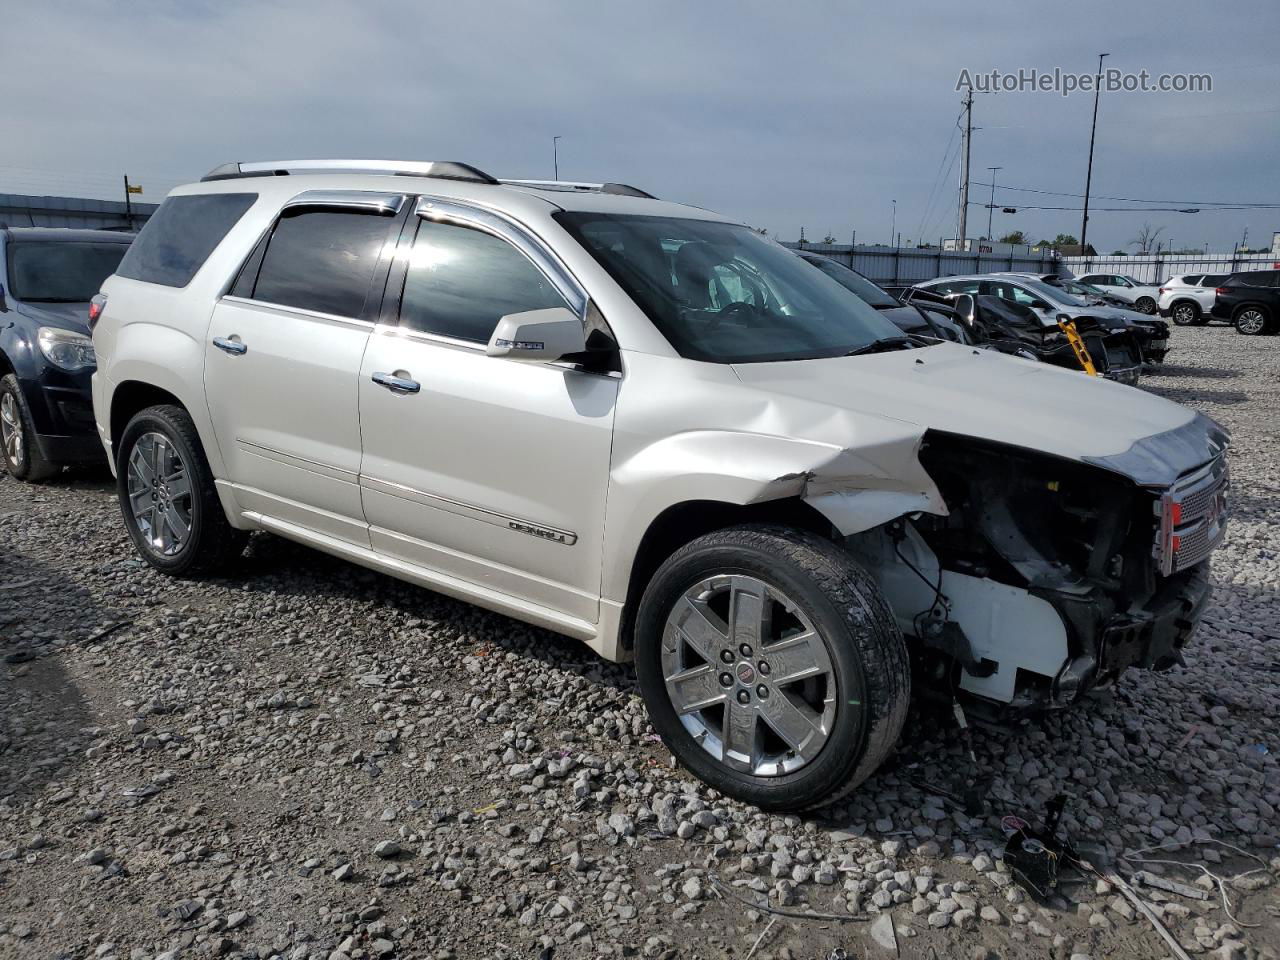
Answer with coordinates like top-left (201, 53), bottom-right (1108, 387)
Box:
top-left (998, 230), bottom-right (1026, 244)
top-left (1111, 250), bottom-right (1128, 256)
top-left (1052, 233), bottom-right (1079, 247)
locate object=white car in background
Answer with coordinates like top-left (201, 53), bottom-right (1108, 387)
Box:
top-left (1158, 272), bottom-right (1229, 327)
top-left (1075, 272), bottom-right (1162, 314)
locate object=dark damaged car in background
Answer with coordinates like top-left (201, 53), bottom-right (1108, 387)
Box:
top-left (1, 227), bottom-right (132, 480)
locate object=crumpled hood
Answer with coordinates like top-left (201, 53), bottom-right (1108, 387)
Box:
top-left (732, 342), bottom-right (1196, 466)
top-left (15, 301), bottom-right (91, 334)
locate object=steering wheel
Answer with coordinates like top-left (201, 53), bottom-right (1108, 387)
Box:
top-left (709, 300), bottom-right (758, 329)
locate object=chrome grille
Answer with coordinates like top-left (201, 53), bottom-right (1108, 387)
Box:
top-left (1153, 456), bottom-right (1229, 576)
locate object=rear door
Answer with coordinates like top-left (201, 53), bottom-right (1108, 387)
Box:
top-left (357, 199), bottom-right (617, 624)
top-left (204, 192), bottom-right (406, 544)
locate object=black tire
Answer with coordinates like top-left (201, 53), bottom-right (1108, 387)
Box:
top-left (0, 374), bottom-right (59, 482)
top-left (1233, 305), bottom-right (1272, 336)
top-left (116, 404), bottom-right (247, 576)
top-left (634, 524), bottom-right (909, 811)
top-left (1170, 301), bottom-right (1200, 327)
top-left (1134, 296), bottom-right (1157, 315)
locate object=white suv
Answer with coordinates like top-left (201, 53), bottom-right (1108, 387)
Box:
top-left (1074, 272), bottom-right (1162, 314)
top-left (1158, 273), bottom-right (1229, 326)
top-left (90, 160), bottom-right (1228, 810)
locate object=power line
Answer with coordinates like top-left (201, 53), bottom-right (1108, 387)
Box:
top-left (913, 109), bottom-right (965, 245)
top-left (964, 200), bottom-right (1264, 213)
top-left (968, 179), bottom-right (1280, 208)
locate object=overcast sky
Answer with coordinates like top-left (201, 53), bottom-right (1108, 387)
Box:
top-left (6, 0), bottom-right (1279, 252)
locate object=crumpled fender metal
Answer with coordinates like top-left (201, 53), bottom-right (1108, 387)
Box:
top-left (610, 425), bottom-right (948, 538)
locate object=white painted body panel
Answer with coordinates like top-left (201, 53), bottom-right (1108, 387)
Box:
top-left (204, 298), bottom-right (370, 544)
top-left (357, 325), bottom-right (617, 623)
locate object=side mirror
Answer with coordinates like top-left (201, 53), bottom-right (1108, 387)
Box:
top-left (486, 306), bottom-right (587, 362)
top-left (1030, 299), bottom-right (1051, 310)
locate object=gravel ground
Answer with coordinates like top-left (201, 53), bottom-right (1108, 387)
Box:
top-left (2, 325), bottom-right (1277, 960)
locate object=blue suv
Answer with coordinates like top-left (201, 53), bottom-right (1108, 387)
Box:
top-left (0, 227), bottom-right (133, 481)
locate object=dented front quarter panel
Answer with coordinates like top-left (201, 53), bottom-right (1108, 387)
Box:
top-left (600, 351), bottom-right (948, 603)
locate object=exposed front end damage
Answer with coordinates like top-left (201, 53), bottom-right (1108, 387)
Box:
top-left (819, 418), bottom-right (1228, 719)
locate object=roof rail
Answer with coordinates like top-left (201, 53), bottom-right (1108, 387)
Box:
top-left (201, 159), bottom-right (499, 185)
top-left (498, 179), bottom-right (657, 200)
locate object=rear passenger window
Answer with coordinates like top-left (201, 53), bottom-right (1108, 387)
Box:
top-left (251, 209), bottom-right (395, 318)
top-left (116, 193), bottom-right (256, 287)
top-left (399, 219), bottom-right (568, 343)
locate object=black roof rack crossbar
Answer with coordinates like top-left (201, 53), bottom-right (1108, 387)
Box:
top-left (498, 179), bottom-right (657, 200)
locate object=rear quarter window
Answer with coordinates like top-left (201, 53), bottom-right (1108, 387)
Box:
top-left (116, 193), bottom-right (257, 288)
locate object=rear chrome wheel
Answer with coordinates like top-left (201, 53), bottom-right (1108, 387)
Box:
top-left (126, 431), bottom-right (193, 557)
top-left (117, 404), bottom-right (246, 576)
top-left (662, 574), bottom-right (835, 777)
top-left (1235, 308), bottom-right (1268, 336)
top-left (1171, 302), bottom-right (1200, 326)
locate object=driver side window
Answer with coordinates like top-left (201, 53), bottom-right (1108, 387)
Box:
top-left (398, 219), bottom-right (569, 344)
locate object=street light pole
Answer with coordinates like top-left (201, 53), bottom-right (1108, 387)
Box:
top-left (553, 136), bottom-right (561, 180)
top-left (1080, 52), bottom-right (1109, 254)
top-left (986, 166), bottom-right (1003, 240)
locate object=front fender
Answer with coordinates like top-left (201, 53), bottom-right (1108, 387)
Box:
top-left (601, 426), bottom-right (947, 601)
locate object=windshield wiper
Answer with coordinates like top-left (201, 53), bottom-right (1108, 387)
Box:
top-left (844, 336), bottom-right (914, 357)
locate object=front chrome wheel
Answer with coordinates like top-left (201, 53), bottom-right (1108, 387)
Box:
top-left (661, 574), bottom-right (836, 777)
top-left (0, 392), bottom-right (23, 467)
top-left (127, 431), bottom-right (193, 556)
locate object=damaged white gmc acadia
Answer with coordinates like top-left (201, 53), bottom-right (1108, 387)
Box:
top-left (89, 160), bottom-right (1229, 810)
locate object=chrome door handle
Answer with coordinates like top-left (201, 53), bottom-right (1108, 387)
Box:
top-left (371, 371), bottom-right (421, 394)
top-left (212, 336), bottom-right (247, 355)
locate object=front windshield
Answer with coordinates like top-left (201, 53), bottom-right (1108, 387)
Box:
top-left (7, 241), bottom-right (128, 302)
top-left (803, 257), bottom-right (900, 308)
top-left (554, 212), bottom-right (903, 362)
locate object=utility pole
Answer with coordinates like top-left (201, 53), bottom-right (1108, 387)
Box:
top-left (890, 200), bottom-right (897, 246)
top-left (123, 175), bottom-right (135, 230)
top-left (1080, 52), bottom-right (1109, 255)
top-left (986, 166), bottom-right (1003, 240)
top-left (957, 87), bottom-right (973, 250)
top-left (553, 136), bottom-right (561, 179)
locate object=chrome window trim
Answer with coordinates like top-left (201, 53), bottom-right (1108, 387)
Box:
top-left (411, 197), bottom-right (588, 318)
top-left (219, 294), bottom-right (376, 329)
top-left (282, 189), bottom-right (406, 216)
top-left (367, 322), bottom-right (621, 379)
top-left (371, 321), bottom-right (484, 353)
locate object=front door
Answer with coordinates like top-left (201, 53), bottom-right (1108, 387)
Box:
top-left (205, 195), bottom-right (405, 544)
top-left (357, 202), bottom-right (617, 623)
